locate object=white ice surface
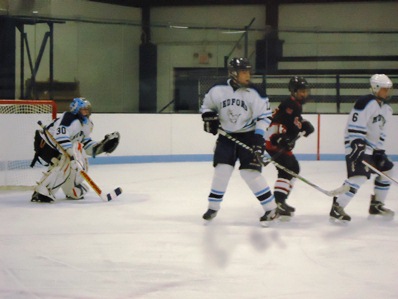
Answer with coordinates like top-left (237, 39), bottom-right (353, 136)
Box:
top-left (1, 161), bottom-right (398, 299)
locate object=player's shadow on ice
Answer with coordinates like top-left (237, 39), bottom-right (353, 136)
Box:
top-left (201, 221), bottom-right (286, 269)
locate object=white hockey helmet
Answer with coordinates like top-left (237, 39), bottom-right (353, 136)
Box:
top-left (370, 74), bottom-right (393, 94)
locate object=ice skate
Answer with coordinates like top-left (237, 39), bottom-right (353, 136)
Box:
top-left (203, 209), bottom-right (218, 221)
top-left (329, 198), bottom-right (351, 224)
top-left (369, 195), bottom-right (394, 219)
top-left (31, 191), bottom-right (54, 203)
top-left (66, 195), bottom-right (84, 200)
top-left (259, 209), bottom-right (279, 227)
top-left (275, 198), bottom-right (295, 221)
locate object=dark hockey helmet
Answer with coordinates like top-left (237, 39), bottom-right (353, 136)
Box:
top-left (228, 57), bottom-right (252, 82)
top-left (288, 76), bottom-right (309, 93)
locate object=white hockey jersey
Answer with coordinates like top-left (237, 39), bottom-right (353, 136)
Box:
top-left (345, 94), bottom-right (393, 155)
top-left (42, 112), bottom-right (97, 156)
top-left (200, 79), bottom-right (271, 136)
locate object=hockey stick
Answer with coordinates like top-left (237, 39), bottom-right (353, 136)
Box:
top-left (362, 160), bottom-right (398, 185)
top-left (38, 121), bottom-right (122, 201)
top-left (217, 129), bottom-right (349, 197)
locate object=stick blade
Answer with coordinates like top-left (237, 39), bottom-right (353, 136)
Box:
top-left (105, 187), bottom-right (123, 201)
top-left (327, 185), bottom-right (350, 197)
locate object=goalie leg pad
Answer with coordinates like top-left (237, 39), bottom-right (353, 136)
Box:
top-left (62, 143), bottom-right (89, 199)
top-left (62, 170), bottom-right (89, 200)
top-left (34, 155), bottom-right (71, 199)
top-left (64, 181), bottom-right (89, 200)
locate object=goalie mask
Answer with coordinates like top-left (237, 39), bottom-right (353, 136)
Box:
top-left (70, 97), bottom-right (91, 124)
top-left (83, 99), bottom-right (92, 116)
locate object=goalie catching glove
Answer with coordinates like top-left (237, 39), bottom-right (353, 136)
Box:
top-left (92, 132), bottom-right (120, 158)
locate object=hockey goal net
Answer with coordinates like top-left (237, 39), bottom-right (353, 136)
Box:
top-left (0, 100), bottom-right (57, 189)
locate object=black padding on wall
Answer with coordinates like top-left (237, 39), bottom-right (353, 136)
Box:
top-left (139, 43), bottom-right (157, 112)
top-left (0, 17), bottom-right (16, 99)
top-left (255, 38), bottom-right (283, 74)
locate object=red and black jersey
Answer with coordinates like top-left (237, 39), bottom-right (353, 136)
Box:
top-left (265, 96), bottom-right (304, 153)
top-left (272, 96), bottom-right (303, 136)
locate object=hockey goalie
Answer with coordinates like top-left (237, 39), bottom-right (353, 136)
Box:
top-left (30, 98), bottom-right (120, 203)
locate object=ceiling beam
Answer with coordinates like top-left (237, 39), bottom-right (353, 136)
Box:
top-left (89, 0), bottom-right (395, 8)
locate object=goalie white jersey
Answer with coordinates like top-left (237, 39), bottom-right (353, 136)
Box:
top-left (200, 79), bottom-right (271, 136)
top-left (42, 111), bottom-right (97, 155)
top-left (345, 94), bottom-right (393, 155)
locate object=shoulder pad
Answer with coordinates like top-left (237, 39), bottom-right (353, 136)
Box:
top-left (247, 83), bottom-right (267, 98)
top-left (60, 112), bottom-right (79, 127)
top-left (382, 103), bottom-right (393, 114)
top-left (353, 94), bottom-right (375, 110)
top-left (206, 80), bottom-right (229, 94)
top-left (278, 97), bottom-right (301, 114)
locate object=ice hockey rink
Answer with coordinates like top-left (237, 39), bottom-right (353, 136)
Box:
top-left (1, 160), bottom-right (398, 299)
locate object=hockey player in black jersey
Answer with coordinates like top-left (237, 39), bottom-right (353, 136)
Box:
top-left (265, 76), bottom-right (314, 220)
top-left (329, 74), bottom-right (394, 223)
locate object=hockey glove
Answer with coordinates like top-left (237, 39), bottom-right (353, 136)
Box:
top-left (348, 139), bottom-right (366, 163)
top-left (301, 120), bottom-right (314, 137)
top-left (202, 111), bottom-right (219, 135)
top-left (92, 132), bottom-right (120, 158)
top-left (251, 134), bottom-right (265, 165)
top-left (252, 134), bottom-right (265, 156)
top-left (373, 149), bottom-right (394, 171)
top-left (270, 134), bottom-right (295, 151)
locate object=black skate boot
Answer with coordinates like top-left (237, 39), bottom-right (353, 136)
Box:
top-left (276, 198), bottom-right (295, 218)
top-left (31, 192), bottom-right (54, 203)
top-left (369, 195), bottom-right (394, 218)
top-left (275, 193), bottom-right (295, 221)
top-left (259, 209), bottom-right (279, 227)
top-left (202, 209), bottom-right (218, 221)
top-left (329, 197), bottom-right (351, 224)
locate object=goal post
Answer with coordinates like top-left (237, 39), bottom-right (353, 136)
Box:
top-left (0, 100), bottom-right (57, 189)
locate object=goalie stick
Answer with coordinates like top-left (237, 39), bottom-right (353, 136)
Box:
top-left (217, 129), bottom-right (349, 197)
top-left (38, 121), bottom-right (122, 201)
top-left (362, 160), bottom-right (398, 185)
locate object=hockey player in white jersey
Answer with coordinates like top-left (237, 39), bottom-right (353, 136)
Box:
top-left (31, 98), bottom-right (120, 203)
top-left (330, 74), bottom-right (394, 223)
top-left (201, 57), bottom-right (278, 226)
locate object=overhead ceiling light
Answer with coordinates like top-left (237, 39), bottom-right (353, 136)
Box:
top-left (169, 25), bottom-right (189, 29)
top-left (222, 31), bottom-right (246, 34)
